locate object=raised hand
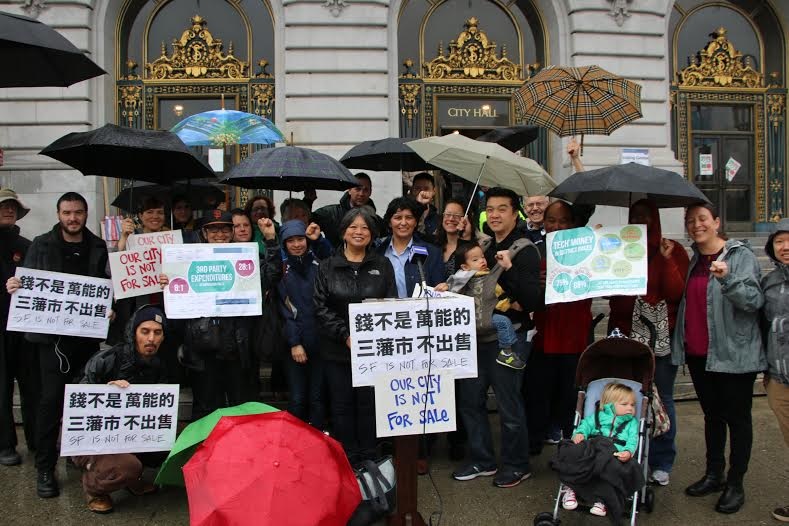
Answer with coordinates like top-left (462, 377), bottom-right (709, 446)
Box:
top-left (659, 238), bottom-right (675, 259)
top-left (258, 218), bottom-right (276, 241)
top-left (709, 260), bottom-right (729, 279)
top-left (305, 222), bottom-right (321, 241)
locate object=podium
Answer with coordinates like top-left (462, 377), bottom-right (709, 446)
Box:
top-left (387, 435), bottom-right (426, 526)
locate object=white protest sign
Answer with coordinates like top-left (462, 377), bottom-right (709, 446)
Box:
top-left (7, 268), bottom-right (113, 339)
top-left (126, 230), bottom-right (183, 251)
top-left (162, 242), bottom-right (262, 318)
top-left (61, 384), bottom-right (179, 456)
top-left (545, 225), bottom-right (647, 304)
top-left (374, 371), bottom-right (456, 438)
top-left (621, 148), bottom-right (650, 166)
top-left (349, 296), bottom-right (477, 387)
top-left (725, 157), bottom-right (741, 182)
top-left (699, 154), bottom-right (713, 176)
top-left (109, 247), bottom-right (164, 300)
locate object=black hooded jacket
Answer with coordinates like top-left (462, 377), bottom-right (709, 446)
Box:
top-left (80, 314), bottom-right (167, 385)
top-left (311, 193), bottom-right (385, 248)
top-left (0, 225), bottom-right (31, 324)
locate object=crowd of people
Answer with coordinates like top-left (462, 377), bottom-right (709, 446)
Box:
top-left (0, 141), bottom-right (788, 521)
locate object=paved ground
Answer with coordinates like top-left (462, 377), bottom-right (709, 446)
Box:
top-left (1, 397), bottom-right (786, 526)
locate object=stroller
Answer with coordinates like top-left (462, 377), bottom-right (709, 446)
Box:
top-left (534, 330), bottom-right (657, 526)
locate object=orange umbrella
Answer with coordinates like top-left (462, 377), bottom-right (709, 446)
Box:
top-left (183, 412), bottom-right (361, 526)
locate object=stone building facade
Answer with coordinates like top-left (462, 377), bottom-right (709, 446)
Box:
top-left (1, 0), bottom-right (786, 237)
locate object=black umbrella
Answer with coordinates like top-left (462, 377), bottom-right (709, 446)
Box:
top-left (549, 162), bottom-right (710, 208)
top-left (40, 124), bottom-right (215, 184)
top-left (339, 137), bottom-right (438, 171)
top-left (111, 181), bottom-right (225, 213)
top-left (220, 146), bottom-right (358, 191)
top-left (0, 11), bottom-right (106, 87)
top-left (476, 126), bottom-right (540, 152)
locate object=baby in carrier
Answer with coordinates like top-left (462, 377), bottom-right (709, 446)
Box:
top-left (437, 239), bottom-right (531, 369)
top-left (561, 383), bottom-right (639, 517)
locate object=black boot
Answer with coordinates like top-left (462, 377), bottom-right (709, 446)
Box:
top-left (37, 470), bottom-right (59, 498)
top-left (685, 473), bottom-right (726, 497)
top-left (0, 448), bottom-right (21, 466)
top-left (715, 482), bottom-right (745, 514)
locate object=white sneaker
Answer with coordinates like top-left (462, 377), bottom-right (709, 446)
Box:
top-left (590, 502), bottom-right (607, 516)
top-left (649, 469), bottom-right (670, 486)
top-left (561, 487), bottom-right (578, 510)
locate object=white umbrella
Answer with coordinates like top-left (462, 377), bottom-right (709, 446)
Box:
top-left (407, 133), bottom-right (555, 214)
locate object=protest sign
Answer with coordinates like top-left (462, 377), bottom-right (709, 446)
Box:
top-left (374, 371), bottom-right (456, 438)
top-left (349, 296), bottom-right (477, 387)
top-left (60, 384), bottom-right (179, 456)
top-left (161, 242), bottom-right (262, 318)
top-left (620, 147), bottom-right (649, 166)
top-left (126, 230), bottom-right (183, 251)
top-left (545, 225), bottom-right (647, 305)
top-left (6, 268), bottom-right (113, 339)
top-left (109, 247), bottom-right (164, 300)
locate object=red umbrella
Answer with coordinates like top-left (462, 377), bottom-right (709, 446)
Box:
top-left (183, 412), bottom-right (361, 526)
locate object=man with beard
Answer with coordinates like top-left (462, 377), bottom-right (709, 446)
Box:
top-left (0, 189), bottom-right (37, 467)
top-left (6, 192), bottom-right (109, 498)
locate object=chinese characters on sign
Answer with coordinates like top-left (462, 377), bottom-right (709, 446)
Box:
top-left (6, 268), bottom-right (113, 339)
top-left (374, 371), bottom-right (456, 438)
top-left (349, 296), bottom-right (477, 387)
top-left (60, 384), bottom-right (179, 456)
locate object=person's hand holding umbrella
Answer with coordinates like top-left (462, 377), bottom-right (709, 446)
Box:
top-left (118, 217), bottom-right (136, 251)
top-left (567, 137), bottom-right (584, 173)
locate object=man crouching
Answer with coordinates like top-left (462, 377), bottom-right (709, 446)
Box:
top-left (73, 305), bottom-right (168, 514)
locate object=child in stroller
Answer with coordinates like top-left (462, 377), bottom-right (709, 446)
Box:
top-left (535, 331), bottom-right (656, 526)
top-left (563, 383), bottom-right (639, 516)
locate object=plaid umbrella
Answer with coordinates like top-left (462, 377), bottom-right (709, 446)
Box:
top-left (514, 65), bottom-right (642, 150)
top-left (219, 146), bottom-right (358, 191)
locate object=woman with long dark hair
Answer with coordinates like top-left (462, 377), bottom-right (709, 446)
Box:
top-left (673, 203), bottom-right (765, 514)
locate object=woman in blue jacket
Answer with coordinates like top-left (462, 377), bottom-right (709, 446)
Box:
top-left (376, 196), bottom-right (445, 298)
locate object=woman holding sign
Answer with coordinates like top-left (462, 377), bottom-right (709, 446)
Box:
top-left (314, 208), bottom-right (397, 459)
top-left (607, 199), bottom-right (689, 487)
top-left (673, 203), bottom-right (765, 514)
top-left (116, 197), bottom-right (168, 252)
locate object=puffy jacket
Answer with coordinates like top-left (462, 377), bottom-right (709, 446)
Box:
top-left (672, 239), bottom-right (766, 373)
top-left (314, 250), bottom-right (397, 363)
top-left (80, 313), bottom-right (167, 385)
top-left (573, 402), bottom-right (638, 454)
top-left (312, 193), bottom-right (385, 248)
top-left (762, 220), bottom-right (789, 385)
top-left (375, 234), bottom-right (445, 297)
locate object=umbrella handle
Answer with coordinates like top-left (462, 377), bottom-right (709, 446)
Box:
top-left (580, 134), bottom-right (584, 157)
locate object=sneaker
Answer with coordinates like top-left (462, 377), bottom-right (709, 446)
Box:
top-left (493, 470), bottom-right (531, 488)
top-left (590, 502), bottom-right (607, 517)
top-left (562, 487), bottom-right (578, 510)
top-left (496, 350), bottom-right (526, 370)
top-left (773, 505), bottom-right (789, 522)
top-left (649, 469), bottom-right (670, 486)
top-left (544, 429), bottom-right (562, 445)
top-left (452, 464), bottom-right (497, 481)
top-left (0, 447), bottom-right (21, 466)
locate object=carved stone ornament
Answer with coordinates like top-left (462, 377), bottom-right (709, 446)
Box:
top-left (145, 15), bottom-right (248, 80)
top-left (21, 0), bottom-right (48, 19)
top-left (608, 0), bottom-right (631, 27)
top-left (399, 84), bottom-right (421, 123)
top-left (677, 27), bottom-right (763, 89)
top-left (423, 17), bottom-right (522, 81)
top-left (323, 0), bottom-right (348, 17)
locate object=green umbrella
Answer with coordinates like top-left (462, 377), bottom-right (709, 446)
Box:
top-left (155, 401), bottom-right (280, 487)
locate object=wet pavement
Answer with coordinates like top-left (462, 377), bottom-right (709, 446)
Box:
top-left (1, 397), bottom-right (787, 526)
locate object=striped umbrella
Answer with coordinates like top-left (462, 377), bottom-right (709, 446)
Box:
top-left (514, 65), bottom-right (642, 152)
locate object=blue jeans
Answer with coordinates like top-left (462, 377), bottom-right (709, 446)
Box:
top-left (648, 355), bottom-right (678, 472)
top-left (286, 350), bottom-right (324, 430)
top-left (491, 314), bottom-right (518, 349)
top-left (457, 338), bottom-right (530, 473)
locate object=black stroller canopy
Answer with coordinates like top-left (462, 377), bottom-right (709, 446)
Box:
top-left (575, 334), bottom-right (655, 392)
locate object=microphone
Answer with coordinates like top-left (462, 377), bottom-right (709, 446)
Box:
top-left (410, 245), bottom-right (429, 297)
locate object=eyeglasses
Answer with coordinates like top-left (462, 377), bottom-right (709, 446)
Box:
top-left (443, 213), bottom-right (464, 220)
top-left (251, 206), bottom-right (268, 213)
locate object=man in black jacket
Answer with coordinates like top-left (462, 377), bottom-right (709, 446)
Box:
top-left (452, 187), bottom-right (540, 489)
top-left (5, 192), bottom-right (109, 498)
top-left (311, 172), bottom-right (385, 247)
top-left (0, 189), bottom-right (37, 467)
top-left (74, 305), bottom-right (166, 514)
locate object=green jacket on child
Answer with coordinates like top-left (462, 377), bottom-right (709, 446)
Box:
top-left (573, 402), bottom-right (638, 454)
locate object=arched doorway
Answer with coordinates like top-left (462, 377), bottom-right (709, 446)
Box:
top-left (669, 1), bottom-right (786, 231)
top-left (114, 0), bottom-right (276, 205)
top-left (397, 0), bottom-right (548, 202)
